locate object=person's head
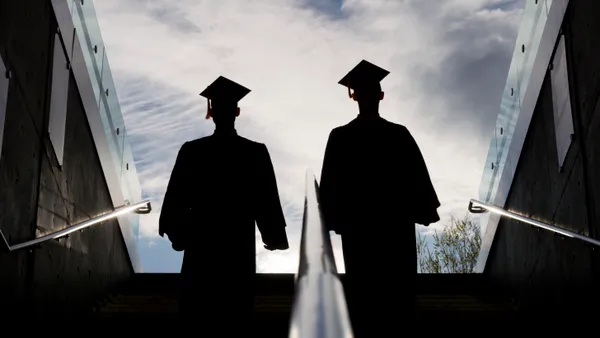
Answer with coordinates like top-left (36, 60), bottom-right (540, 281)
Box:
top-left (199, 76), bottom-right (251, 128)
top-left (339, 60), bottom-right (389, 111)
top-left (351, 82), bottom-right (384, 104)
top-left (206, 98), bottom-right (240, 125)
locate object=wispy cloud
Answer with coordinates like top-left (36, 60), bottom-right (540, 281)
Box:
top-left (94, 0), bottom-right (523, 273)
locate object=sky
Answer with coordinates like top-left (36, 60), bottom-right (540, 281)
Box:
top-left (93, 0), bottom-right (524, 273)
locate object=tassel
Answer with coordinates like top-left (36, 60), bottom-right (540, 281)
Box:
top-left (205, 98), bottom-right (212, 119)
top-left (347, 80), bottom-right (352, 99)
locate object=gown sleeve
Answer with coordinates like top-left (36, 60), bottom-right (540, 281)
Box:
top-left (255, 144), bottom-right (289, 250)
top-left (319, 129), bottom-right (343, 233)
top-left (159, 142), bottom-right (192, 250)
top-left (404, 128), bottom-right (440, 226)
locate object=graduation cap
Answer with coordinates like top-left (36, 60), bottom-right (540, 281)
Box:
top-left (199, 76), bottom-right (251, 119)
top-left (338, 60), bottom-right (389, 98)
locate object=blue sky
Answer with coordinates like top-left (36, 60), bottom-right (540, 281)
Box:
top-left (94, 0), bottom-right (524, 273)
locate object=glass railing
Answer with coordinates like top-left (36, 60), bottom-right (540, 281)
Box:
top-left (477, 0), bottom-right (552, 236)
top-left (474, 0), bottom-right (570, 273)
top-left (120, 132), bottom-right (143, 239)
top-left (66, 0), bottom-right (143, 240)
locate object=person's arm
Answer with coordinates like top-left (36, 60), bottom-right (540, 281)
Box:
top-left (159, 142), bottom-right (191, 251)
top-left (255, 144), bottom-right (289, 251)
top-left (404, 129), bottom-right (440, 226)
top-left (319, 129), bottom-right (341, 233)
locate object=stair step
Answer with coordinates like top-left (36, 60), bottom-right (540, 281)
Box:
top-left (92, 273), bottom-right (517, 321)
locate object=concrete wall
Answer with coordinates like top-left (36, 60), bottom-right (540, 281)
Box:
top-left (567, 0), bottom-right (600, 240)
top-left (484, 0), bottom-right (600, 315)
top-left (0, 1), bottom-right (133, 315)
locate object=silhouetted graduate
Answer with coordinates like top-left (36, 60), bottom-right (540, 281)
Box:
top-left (319, 60), bottom-right (440, 332)
top-left (158, 76), bottom-right (289, 326)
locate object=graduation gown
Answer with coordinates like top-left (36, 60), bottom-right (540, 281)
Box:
top-left (319, 115), bottom-right (440, 329)
top-left (158, 129), bottom-right (289, 322)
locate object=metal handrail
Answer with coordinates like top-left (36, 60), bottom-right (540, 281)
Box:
top-left (288, 170), bottom-right (354, 338)
top-left (1, 200), bottom-right (151, 252)
top-left (469, 199), bottom-right (600, 247)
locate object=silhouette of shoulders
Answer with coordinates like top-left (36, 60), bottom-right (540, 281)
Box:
top-left (174, 133), bottom-right (269, 162)
top-left (184, 133), bottom-right (265, 148)
top-left (329, 116), bottom-right (412, 140)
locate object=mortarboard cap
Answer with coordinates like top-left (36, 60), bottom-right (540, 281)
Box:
top-left (338, 60), bottom-right (389, 97)
top-left (200, 76), bottom-right (251, 103)
top-left (199, 76), bottom-right (251, 119)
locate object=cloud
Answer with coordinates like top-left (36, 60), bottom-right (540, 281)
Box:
top-left (139, 212), bottom-right (160, 238)
top-left (94, 0), bottom-right (523, 272)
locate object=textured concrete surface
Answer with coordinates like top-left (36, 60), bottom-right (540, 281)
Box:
top-left (485, 0), bottom-right (600, 316)
top-left (30, 74), bottom-right (133, 314)
top-left (0, 0), bottom-right (133, 315)
top-left (0, 0), bottom-right (53, 313)
top-left (566, 0), bottom-right (600, 242)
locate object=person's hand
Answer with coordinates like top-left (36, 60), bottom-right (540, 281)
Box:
top-left (264, 243), bottom-right (289, 251)
top-left (417, 211), bottom-right (440, 227)
top-left (172, 242), bottom-right (185, 251)
top-left (166, 233), bottom-right (186, 251)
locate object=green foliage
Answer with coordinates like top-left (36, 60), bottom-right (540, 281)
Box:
top-left (416, 215), bottom-right (482, 273)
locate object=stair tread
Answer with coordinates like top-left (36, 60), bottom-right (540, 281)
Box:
top-left (93, 273), bottom-right (516, 319)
